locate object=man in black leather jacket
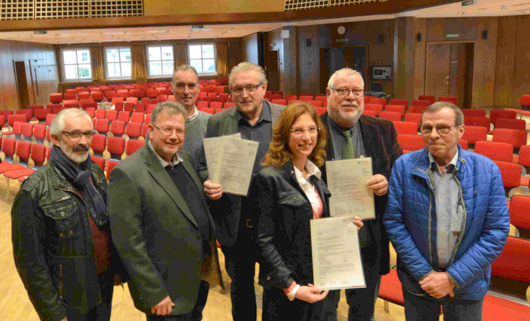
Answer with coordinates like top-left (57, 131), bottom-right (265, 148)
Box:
top-left (12, 109), bottom-right (117, 321)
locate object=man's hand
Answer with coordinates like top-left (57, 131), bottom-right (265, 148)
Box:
top-left (61, 317), bottom-right (67, 321)
top-left (295, 284), bottom-right (329, 303)
top-left (151, 295), bottom-right (175, 316)
top-left (419, 272), bottom-right (455, 299)
top-left (367, 174), bottom-right (388, 196)
top-left (350, 216), bottom-right (364, 230)
top-left (204, 180), bottom-right (223, 200)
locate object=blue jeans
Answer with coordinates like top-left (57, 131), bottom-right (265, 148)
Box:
top-left (403, 288), bottom-right (484, 321)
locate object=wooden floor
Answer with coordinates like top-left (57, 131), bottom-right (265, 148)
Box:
top-left (1, 109), bottom-right (528, 320)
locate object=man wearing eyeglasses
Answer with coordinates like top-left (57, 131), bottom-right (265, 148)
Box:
top-left (12, 108), bottom-right (119, 321)
top-left (384, 102), bottom-right (509, 321)
top-left (198, 62), bottom-right (284, 321)
top-left (320, 68), bottom-right (403, 321)
top-left (172, 65), bottom-right (211, 163)
top-left (108, 101), bottom-right (222, 320)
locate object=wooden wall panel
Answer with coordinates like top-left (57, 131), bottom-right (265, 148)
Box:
top-left (283, 26), bottom-right (299, 95)
top-left (226, 39), bottom-right (242, 73)
top-left (414, 18), bottom-right (427, 99)
top-left (0, 40), bottom-right (58, 111)
top-left (241, 33), bottom-right (259, 65)
top-left (494, 16), bottom-right (517, 107)
top-left (298, 25), bottom-right (320, 95)
top-left (472, 17), bottom-right (498, 108)
top-left (512, 15), bottom-right (530, 107)
top-left (267, 28), bottom-right (284, 92)
top-left (427, 18), bottom-right (477, 42)
top-left (393, 17), bottom-right (415, 101)
top-left (367, 19), bottom-right (394, 95)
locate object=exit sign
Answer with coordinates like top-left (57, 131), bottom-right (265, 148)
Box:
top-left (462, 0), bottom-right (477, 6)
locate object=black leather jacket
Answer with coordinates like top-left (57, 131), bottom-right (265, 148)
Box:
top-left (11, 160), bottom-right (110, 321)
top-left (249, 162), bottom-right (331, 290)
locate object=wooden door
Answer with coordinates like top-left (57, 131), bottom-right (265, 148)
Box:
top-left (426, 43), bottom-right (450, 99)
top-left (268, 50), bottom-right (279, 92)
top-left (14, 61), bottom-right (29, 109)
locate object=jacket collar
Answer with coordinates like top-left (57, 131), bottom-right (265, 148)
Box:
top-left (141, 144), bottom-right (199, 229)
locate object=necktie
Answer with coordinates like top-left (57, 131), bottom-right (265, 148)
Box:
top-left (342, 129), bottom-right (355, 159)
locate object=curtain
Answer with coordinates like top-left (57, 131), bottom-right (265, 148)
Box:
top-left (90, 47), bottom-right (104, 82)
top-left (173, 44), bottom-right (188, 68)
top-left (131, 45), bottom-right (147, 80)
top-left (216, 42), bottom-right (228, 76)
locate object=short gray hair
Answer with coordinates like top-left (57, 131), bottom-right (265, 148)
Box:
top-left (327, 68), bottom-right (363, 88)
top-left (172, 65), bottom-right (199, 86)
top-left (422, 102), bottom-right (464, 126)
top-left (151, 101), bottom-right (189, 124)
top-left (50, 108), bottom-right (93, 137)
top-left (229, 62), bottom-right (267, 87)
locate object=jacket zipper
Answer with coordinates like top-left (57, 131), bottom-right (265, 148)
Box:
top-left (446, 171), bottom-right (467, 269)
top-left (415, 167), bottom-right (435, 265)
top-left (59, 264), bottom-right (63, 299)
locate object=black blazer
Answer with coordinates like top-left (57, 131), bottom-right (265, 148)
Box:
top-left (197, 102), bottom-right (285, 246)
top-left (320, 113), bottom-right (403, 275)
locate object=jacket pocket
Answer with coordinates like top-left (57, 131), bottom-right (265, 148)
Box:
top-left (50, 256), bottom-right (87, 308)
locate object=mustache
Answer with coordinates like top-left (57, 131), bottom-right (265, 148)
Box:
top-left (73, 145), bottom-right (89, 152)
top-left (341, 102), bottom-right (360, 108)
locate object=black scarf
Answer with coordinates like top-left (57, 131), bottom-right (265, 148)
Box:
top-left (50, 145), bottom-right (108, 228)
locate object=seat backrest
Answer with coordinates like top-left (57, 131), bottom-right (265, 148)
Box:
top-left (271, 99), bottom-right (287, 105)
top-left (364, 104), bottom-right (384, 116)
top-left (491, 236), bottom-right (530, 283)
top-left (385, 105), bottom-right (406, 117)
top-left (118, 111), bottom-right (130, 123)
top-left (397, 134), bottom-right (424, 152)
top-left (411, 100), bottom-right (431, 107)
top-left (474, 141), bottom-right (513, 163)
top-left (130, 112), bottom-right (144, 124)
top-left (110, 120), bottom-right (126, 135)
top-left (462, 109), bottom-right (486, 118)
top-left (461, 126), bottom-right (487, 144)
top-left (380, 111), bottom-right (402, 122)
top-left (107, 137), bottom-right (125, 155)
top-left (95, 109), bottom-right (106, 119)
top-left (509, 196), bottom-right (530, 230)
top-left (1, 137), bottom-right (17, 160)
top-left (519, 145), bottom-right (530, 167)
top-left (464, 117), bottom-right (491, 130)
top-left (30, 143), bottom-right (47, 167)
top-left (495, 118), bottom-right (526, 131)
top-left (490, 110), bottom-right (517, 124)
top-left (492, 128), bottom-right (527, 148)
top-left (91, 155), bottom-right (105, 170)
top-left (210, 102), bottom-right (223, 109)
top-left (95, 119), bottom-right (110, 133)
top-left (393, 121), bottom-right (418, 135)
top-left (408, 105), bottom-right (428, 114)
top-left (90, 134), bottom-right (107, 153)
top-left (105, 160), bottom-right (121, 180)
top-left (493, 160), bottom-right (521, 188)
top-left (13, 121), bottom-right (24, 135)
top-left (21, 122), bottom-right (34, 138)
top-left (404, 113), bottom-right (422, 127)
top-left (299, 95), bottom-right (313, 101)
top-left (197, 101), bottom-right (209, 109)
top-left (458, 139), bottom-right (468, 150)
top-left (388, 99), bottom-right (409, 107)
top-left (106, 109), bottom-right (118, 121)
top-left (369, 97), bottom-right (387, 107)
top-left (16, 140), bottom-right (32, 163)
top-left (126, 139), bottom-right (145, 156)
top-left (125, 122), bottom-right (142, 138)
top-left (33, 124), bottom-right (46, 140)
top-left (362, 110), bottom-right (377, 117)
top-left (8, 114), bottom-right (27, 127)
top-left (418, 95), bottom-right (435, 104)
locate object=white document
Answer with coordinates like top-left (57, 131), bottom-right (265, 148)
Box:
top-left (310, 216), bottom-right (366, 290)
top-left (203, 134), bottom-right (258, 196)
top-left (326, 157), bottom-right (375, 219)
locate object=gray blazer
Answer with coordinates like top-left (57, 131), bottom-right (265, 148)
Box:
top-left (197, 101), bottom-right (284, 246)
top-left (108, 145), bottom-right (221, 315)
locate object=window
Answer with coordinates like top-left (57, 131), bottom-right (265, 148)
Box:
top-left (188, 44), bottom-right (216, 75)
top-left (62, 49), bottom-right (92, 81)
top-left (105, 47), bottom-right (131, 79)
top-left (147, 46), bottom-right (174, 77)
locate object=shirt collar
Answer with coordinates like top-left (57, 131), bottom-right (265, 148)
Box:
top-left (293, 159), bottom-right (322, 183)
top-left (148, 140), bottom-right (183, 168)
top-left (237, 101), bottom-right (271, 125)
top-left (188, 106), bottom-right (199, 121)
top-left (429, 149), bottom-right (458, 173)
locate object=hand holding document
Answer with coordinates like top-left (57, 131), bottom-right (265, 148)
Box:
top-left (326, 157), bottom-right (375, 219)
top-left (203, 134), bottom-right (258, 196)
top-left (310, 216), bottom-right (365, 290)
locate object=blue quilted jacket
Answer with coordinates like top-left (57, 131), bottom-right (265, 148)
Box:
top-left (384, 145), bottom-right (509, 300)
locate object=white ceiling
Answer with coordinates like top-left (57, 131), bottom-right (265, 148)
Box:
top-left (0, 0), bottom-right (528, 44)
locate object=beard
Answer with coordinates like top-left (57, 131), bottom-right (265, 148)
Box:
top-left (60, 140), bottom-right (90, 164)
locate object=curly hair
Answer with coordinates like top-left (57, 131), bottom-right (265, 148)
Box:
top-left (263, 102), bottom-right (327, 168)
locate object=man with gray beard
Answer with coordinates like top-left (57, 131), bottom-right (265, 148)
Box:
top-left (320, 68), bottom-right (403, 321)
top-left (12, 108), bottom-right (117, 321)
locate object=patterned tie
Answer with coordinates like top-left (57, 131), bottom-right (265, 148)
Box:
top-left (342, 129), bottom-right (355, 159)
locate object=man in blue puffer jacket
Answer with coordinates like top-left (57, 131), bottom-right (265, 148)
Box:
top-left (384, 102), bottom-right (509, 321)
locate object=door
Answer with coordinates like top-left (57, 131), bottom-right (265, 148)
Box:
top-left (268, 50), bottom-right (279, 92)
top-left (14, 61), bottom-right (30, 109)
top-left (426, 43), bottom-right (474, 109)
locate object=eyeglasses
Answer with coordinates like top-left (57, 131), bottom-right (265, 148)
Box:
top-left (152, 124), bottom-right (184, 136)
top-left (231, 83), bottom-right (262, 95)
top-left (62, 130), bottom-right (96, 140)
top-left (290, 127), bottom-right (320, 136)
top-left (330, 88), bottom-right (364, 97)
top-left (174, 82), bottom-right (197, 90)
top-left (420, 124), bottom-right (458, 135)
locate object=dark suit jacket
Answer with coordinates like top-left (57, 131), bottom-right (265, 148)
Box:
top-left (320, 113), bottom-right (403, 275)
top-left (198, 101), bottom-right (284, 246)
top-left (108, 145), bottom-right (221, 315)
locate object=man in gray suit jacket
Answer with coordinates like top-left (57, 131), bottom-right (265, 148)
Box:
top-left (198, 62), bottom-right (284, 321)
top-left (109, 101), bottom-right (221, 320)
